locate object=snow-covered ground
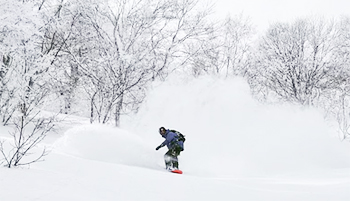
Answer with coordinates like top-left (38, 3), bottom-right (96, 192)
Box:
top-left (1, 76), bottom-right (349, 201)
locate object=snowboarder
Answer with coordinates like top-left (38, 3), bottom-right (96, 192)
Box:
top-left (155, 127), bottom-right (184, 171)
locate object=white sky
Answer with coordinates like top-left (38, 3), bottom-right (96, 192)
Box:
top-left (213, 0), bottom-right (350, 32)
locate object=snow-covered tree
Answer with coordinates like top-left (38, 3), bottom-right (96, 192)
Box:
top-left (251, 18), bottom-right (344, 105)
top-left (0, 0), bottom-right (57, 167)
top-left (187, 14), bottom-right (253, 77)
top-left (318, 16), bottom-right (350, 140)
top-left (0, 0), bottom-right (51, 123)
top-left (40, 0), bottom-right (214, 126)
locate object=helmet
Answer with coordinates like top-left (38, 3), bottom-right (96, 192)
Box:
top-left (159, 127), bottom-right (166, 135)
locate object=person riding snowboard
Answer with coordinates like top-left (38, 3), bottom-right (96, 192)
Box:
top-left (156, 127), bottom-right (184, 170)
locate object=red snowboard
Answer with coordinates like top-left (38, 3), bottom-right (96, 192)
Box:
top-left (171, 169), bottom-right (183, 174)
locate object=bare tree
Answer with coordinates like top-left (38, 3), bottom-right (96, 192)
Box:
top-left (186, 14), bottom-right (253, 77)
top-left (0, 0), bottom-right (57, 167)
top-left (318, 16), bottom-right (350, 140)
top-left (252, 18), bottom-right (342, 105)
top-left (0, 0), bottom-right (50, 123)
top-left (0, 115), bottom-right (54, 168)
top-left (0, 51), bottom-right (55, 167)
top-left (0, 47), bottom-right (55, 167)
top-left (41, 0), bottom-right (214, 126)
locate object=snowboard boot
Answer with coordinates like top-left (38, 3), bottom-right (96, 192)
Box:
top-left (173, 161), bottom-right (179, 170)
top-left (164, 155), bottom-right (172, 170)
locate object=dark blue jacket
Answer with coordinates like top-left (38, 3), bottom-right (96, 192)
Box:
top-left (160, 130), bottom-right (184, 150)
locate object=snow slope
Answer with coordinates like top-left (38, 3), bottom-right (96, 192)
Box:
top-left (0, 75), bottom-right (349, 201)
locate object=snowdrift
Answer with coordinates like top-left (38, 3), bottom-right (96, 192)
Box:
top-left (53, 124), bottom-right (159, 169)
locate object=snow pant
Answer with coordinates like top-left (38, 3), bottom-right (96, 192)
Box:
top-left (164, 146), bottom-right (183, 169)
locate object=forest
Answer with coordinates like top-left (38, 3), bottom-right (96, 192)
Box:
top-left (1, 0), bottom-right (350, 167)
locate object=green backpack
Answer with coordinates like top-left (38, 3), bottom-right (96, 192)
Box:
top-left (170, 130), bottom-right (186, 142)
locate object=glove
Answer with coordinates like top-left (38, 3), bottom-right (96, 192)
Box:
top-left (156, 145), bottom-right (161, 150)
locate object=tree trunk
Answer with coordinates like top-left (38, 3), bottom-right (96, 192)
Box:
top-left (114, 95), bottom-right (123, 127)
